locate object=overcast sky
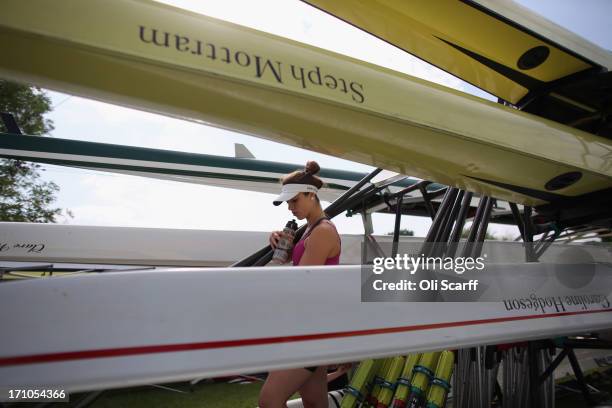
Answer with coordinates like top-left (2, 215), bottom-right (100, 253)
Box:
top-left (36, 0), bottom-right (611, 239)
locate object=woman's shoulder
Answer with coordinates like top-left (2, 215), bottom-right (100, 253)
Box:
top-left (308, 220), bottom-right (339, 241)
top-left (304, 219), bottom-right (341, 257)
top-left (316, 219), bottom-right (338, 233)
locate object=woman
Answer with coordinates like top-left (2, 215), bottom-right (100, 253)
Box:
top-left (258, 160), bottom-right (343, 408)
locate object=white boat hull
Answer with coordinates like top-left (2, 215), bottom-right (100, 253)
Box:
top-left (1, 264), bottom-right (611, 393)
top-left (0, 222), bottom-right (421, 267)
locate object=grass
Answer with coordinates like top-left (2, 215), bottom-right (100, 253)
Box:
top-left (0, 380), bottom-right (265, 408)
top-left (85, 381), bottom-right (263, 408)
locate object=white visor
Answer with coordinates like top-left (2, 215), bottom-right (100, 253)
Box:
top-left (273, 184), bottom-right (319, 206)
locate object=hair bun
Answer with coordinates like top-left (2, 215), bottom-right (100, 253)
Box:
top-left (304, 160), bottom-right (320, 176)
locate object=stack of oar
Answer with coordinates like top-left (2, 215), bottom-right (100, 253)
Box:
top-left (500, 345), bottom-right (554, 408)
top-left (341, 351), bottom-right (454, 408)
top-left (453, 347), bottom-right (499, 408)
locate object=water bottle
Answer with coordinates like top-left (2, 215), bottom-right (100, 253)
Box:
top-left (270, 219), bottom-right (298, 264)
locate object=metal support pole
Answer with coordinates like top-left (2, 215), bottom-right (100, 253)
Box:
top-left (433, 188), bottom-right (459, 242)
top-left (462, 196), bottom-right (489, 257)
top-left (540, 348), bottom-right (554, 408)
top-left (467, 197), bottom-right (488, 243)
top-left (431, 188), bottom-right (459, 256)
top-left (439, 190), bottom-right (465, 244)
top-left (419, 183), bottom-right (436, 220)
top-left (509, 202), bottom-right (526, 242)
top-left (476, 346), bottom-right (485, 408)
top-left (484, 346), bottom-right (496, 408)
top-left (422, 188), bottom-right (456, 259)
top-left (534, 230), bottom-right (551, 255)
top-left (447, 191), bottom-right (473, 258)
top-left (362, 207), bottom-right (374, 264)
top-left (475, 197), bottom-right (494, 243)
top-left (433, 190), bottom-right (464, 258)
top-left (391, 193), bottom-right (404, 257)
top-left (362, 209), bottom-right (374, 236)
top-left (325, 168), bottom-right (383, 215)
top-left (424, 187), bottom-right (452, 243)
top-left (566, 347), bottom-right (597, 406)
top-left (528, 342), bottom-right (542, 408)
top-left (450, 191), bottom-right (472, 243)
top-left (329, 172), bottom-right (411, 219)
top-left (327, 184), bottom-right (378, 218)
top-left (523, 206), bottom-right (537, 262)
top-left (472, 196), bottom-right (494, 258)
top-left (386, 180), bottom-right (431, 201)
top-left (538, 348), bottom-right (568, 384)
top-left (535, 230), bottom-right (561, 260)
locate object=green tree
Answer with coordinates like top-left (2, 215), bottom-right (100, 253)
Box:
top-left (461, 227), bottom-right (497, 240)
top-left (387, 228), bottom-right (414, 236)
top-left (0, 80), bottom-right (65, 222)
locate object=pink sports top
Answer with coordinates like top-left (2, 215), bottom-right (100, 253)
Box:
top-left (292, 218), bottom-right (341, 266)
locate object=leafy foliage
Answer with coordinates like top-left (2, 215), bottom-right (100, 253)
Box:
top-left (386, 228), bottom-right (414, 236)
top-left (0, 80), bottom-right (65, 222)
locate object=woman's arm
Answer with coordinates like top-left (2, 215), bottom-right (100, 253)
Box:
top-left (298, 224), bottom-right (338, 266)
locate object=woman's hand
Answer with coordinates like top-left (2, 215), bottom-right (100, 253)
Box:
top-left (326, 363), bottom-right (353, 383)
top-left (269, 231), bottom-right (283, 249)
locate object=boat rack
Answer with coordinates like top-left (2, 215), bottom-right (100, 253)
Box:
top-left (233, 166), bottom-right (612, 407)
